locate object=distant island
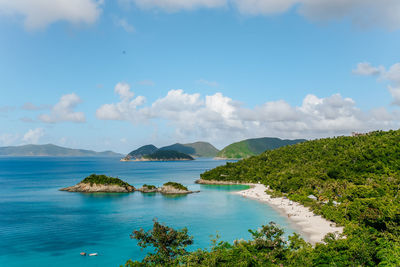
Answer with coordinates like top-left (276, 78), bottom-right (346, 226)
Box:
top-left (122, 144), bottom-right (197, 161)
top-left (0, 144), bottom-right (123, 157)
top-left (60, 174), bottom-right (135, 193)
top-left (122, 141), bottom-right (219, 161)
top-left (121, 138), bottom-right (308, 161)
top-left (216, 137), bottom-right (306, 159)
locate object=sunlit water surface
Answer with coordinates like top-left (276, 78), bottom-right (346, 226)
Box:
top-left (0, 157), bottom-right (296, 266)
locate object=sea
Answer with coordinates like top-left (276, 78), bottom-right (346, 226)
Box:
top-left (0, 157), bottom-right (296, 267)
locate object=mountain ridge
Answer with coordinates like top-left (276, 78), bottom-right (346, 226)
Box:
top-left (0, 144), bottom-right (123, 157)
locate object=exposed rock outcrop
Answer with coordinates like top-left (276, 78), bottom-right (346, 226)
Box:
top-left (60, 183), bottom-right (135, 193)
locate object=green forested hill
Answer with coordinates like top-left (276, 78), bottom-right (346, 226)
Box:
top-left (199, 130), bottom-right (400, 265)
top-left (125, 130), bottom-right (400, 266)
top-left (216, 137), bottom-right (306, 159)
top-left (159, 142), bottom-right (219, 157)
top-left (183, 142), bottom-right (219, 157)
top-left (143, 150), bottom-right (194, 161)
top-left (0, 144), bottom-right (122, 157)
top-left (125, 144), bottom-right (158, 160)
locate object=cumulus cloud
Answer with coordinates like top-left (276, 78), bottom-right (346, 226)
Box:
top-left (132, 0), bottom-right (227, 11)
top-left (97, 83), bottom-right (399, 144)
top-left (0, 0), bottom-right (102, 30)
top-left (39, 93), bottom-right (85, 123)
top-left (124, 0), bottom-right (400, 30)
top-left (354, 62), bottom-right (400, 105)
top-left (233, 0), bottom-right (400, 30)
top-left (352, 62), bottom-right (383, 76)
top-left (22, 128), bottom-right (44, 144)
top-left (96, 83), bottom-right (146, 121)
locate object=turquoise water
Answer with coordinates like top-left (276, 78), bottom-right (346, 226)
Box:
top-left (0, 157), bottom-right (296, 267)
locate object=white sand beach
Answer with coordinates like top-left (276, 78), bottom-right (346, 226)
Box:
top-left (234, 184), bottom-right (344, 245)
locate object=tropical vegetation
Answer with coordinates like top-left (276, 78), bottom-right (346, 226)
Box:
top-left (124, 129), bottom-right (400, 266)
top-left (216, 137), bottom-right (306, 159)
top-left (163, 182), bottom-right (188, 191)
top-left (143, 150), bottom-right (194, 161)
top-left (81, 174), bottom-right (132, 187)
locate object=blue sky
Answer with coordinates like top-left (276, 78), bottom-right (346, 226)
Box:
top-left (1, 0), bottom-right (400, 153)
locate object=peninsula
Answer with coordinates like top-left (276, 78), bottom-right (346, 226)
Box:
top-left (60, 174), bottom-right (135, 193)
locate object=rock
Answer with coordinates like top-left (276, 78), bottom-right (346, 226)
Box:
top-left (137, 185), bottom-right (158, 193)
top-left (158, 185), bottom-right (198, 195)
top-left (60, 183), bottom-right (135, 193)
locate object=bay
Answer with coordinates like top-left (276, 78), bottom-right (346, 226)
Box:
top-left (0, 157), bottom-right (296, 267)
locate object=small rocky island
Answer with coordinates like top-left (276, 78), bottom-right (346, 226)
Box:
top-left (60, 174), bottom-right (135, 193)
top-left (137, 184), bottom-right (158, 193)
top-left (159, 182), bottom-right (198, 194)
top-left (137, 182), bottom-right (198, 194)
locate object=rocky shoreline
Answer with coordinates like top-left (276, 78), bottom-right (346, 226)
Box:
top-left (60, 183), bottom-right (135, 193)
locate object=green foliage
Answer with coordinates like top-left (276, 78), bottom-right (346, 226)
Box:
top-left (81, 174), bottom-right (131, 187)
top-left (217, 137), bottom-right (305, 159)
top-left (143, 184), bottom-right (156, 190)
top-left (143, 150), bottom-right (194, 160)
top-left (127, 145), bottom-right (158, 159)
top-left (163, 182), bottom-right (188, 191)
top-left (126, 219), bottom-right (193, 266)
top-left (200, 129), bottom-right (400, 264)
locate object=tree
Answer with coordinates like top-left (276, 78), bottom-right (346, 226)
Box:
top-left (128, 219), bottom-right (194, 266)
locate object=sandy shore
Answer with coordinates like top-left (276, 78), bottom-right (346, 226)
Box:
top-left (234, 184), bottom-right (344, 245)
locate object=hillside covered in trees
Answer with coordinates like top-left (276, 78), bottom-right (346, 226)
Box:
top-left (216, 137), bottom-right (306, 159)
top-left (126, 130), bottom-right (400, 266)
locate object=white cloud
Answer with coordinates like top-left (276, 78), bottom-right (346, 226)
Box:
top-left (354, 62), bottom-right (400, 105)
top-left (22, 128), bottom-right (44, 144)
top-left (352, 62), bottom-right (383, 76)
top-left (233, 0), bottom-right (297, 15)
top-left (0, 0), bottom-right (102, 30)
top-left (97, 83), bottom-right (399, 145)
top-left (125, 0), bottom-right (400, 30)
top-left (39, 93), bottom-right (85, 123)
top-left (114, 18), bottom-right (135, 33)
top-left (96, 83), bottom-right (146, 121)
top-left (132, 0), bottom-right (226, 11)
top-left (233, 0), bottom-right (400, 30)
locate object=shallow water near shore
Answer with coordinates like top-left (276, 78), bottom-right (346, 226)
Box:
top-left (0, 157), bottom-right (296, 267)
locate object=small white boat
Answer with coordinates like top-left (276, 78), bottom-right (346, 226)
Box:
top-left (89, 253), bottom-right (98, 256)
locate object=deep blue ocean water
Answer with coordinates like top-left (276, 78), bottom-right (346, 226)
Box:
top-left (0, 157), bottom-right (296, 267)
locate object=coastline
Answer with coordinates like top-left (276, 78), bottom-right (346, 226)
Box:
top-left (120, 158), bottom-right (193, 162)
top-left (233, 184), bottom-right (343, 245)
top-left (196, 179), bottom-right (344, 244)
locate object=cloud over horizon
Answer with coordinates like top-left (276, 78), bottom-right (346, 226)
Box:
top-left (353, 62), bottom-right (400, 105)
top-left (96, 83), bottom-right (399, 145)
top-left (39, 93), bottom-right (86, 123)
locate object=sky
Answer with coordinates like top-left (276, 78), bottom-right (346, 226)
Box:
top-left (1, 0), bottom-right (400, 153)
